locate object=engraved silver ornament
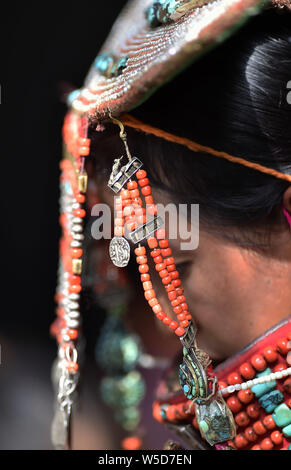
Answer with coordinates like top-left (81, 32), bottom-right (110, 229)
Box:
top-left (109, 236), bottom-right (130, 267)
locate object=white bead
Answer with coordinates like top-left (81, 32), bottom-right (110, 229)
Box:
top-left (281, 370), bottom-right (289, 377)
top-left (72, 224), bottom-right (83, 233)
top-left (68, 302), bottom-right (79, 310)
top-left (72, 203), bottom-right (80, 210)
top-left (71, 241), bottom-right (82, 248)
top-left (72, 217), bottom-right (83, 224)
top-left (66, 319), bottom-right (79, 328)
top-left (241, 383), bottom-right (248, 390)
top-left (275, 372), bottom-right (283, 379)
top-left (73, 234), bottom-right (84, 241)
top-left (67, 311), bottom-right (80, 319)
top-left (68, 293), bottom-right (80, 301)
top-left (253, 378), bottom-right (260, 385)
top-left (228, 385), bottom-right (235, 394)
top-left (234, 384), bottom-right (241, 391)
top-left (246, 380), bottom-right (253, 388)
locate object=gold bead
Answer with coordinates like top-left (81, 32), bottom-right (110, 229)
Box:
top-left (78, 173), bottom-right (88, 193)
top-left (72, 259), bottom-right (82, 275)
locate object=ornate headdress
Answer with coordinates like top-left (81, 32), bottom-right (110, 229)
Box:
top-left (51, 0), bottom-right (291, 451)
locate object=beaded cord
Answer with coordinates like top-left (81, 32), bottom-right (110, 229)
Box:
top-left (114, 168), bottom-right (192, 337)
top-left (153, 328), bottom-right (291, 450)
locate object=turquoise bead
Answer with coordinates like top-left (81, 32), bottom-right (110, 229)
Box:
top-left (282, 423), bottom-right (291, 437)
top-left (258, 390), bottom-right (283, 413)
top-left (272, 403), bottom-right (291, 428)
top-left (251, 368), bottom-right (276, 398)
top-left (288, 443), bottom-right (291, 450)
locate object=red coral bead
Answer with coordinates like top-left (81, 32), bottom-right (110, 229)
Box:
top-left (71, 248), bottom-right (83, 259)
top-left (246, 403), bottom-right (260, 419)
top-left (234, 434), bottom-right (248, 449)
top-left (226, 396), bottom-right (242, 413)
top-left (168, 291), bottom-right (177, 301)
top-left (73, 208), bottom-right (86, 218)
top-left (251, 354), bottom-right (267, 371)
top-left (136, 169), bottom-right (147, 179)
top-left (144, 290), bottom-right (156, 301)
top-left (253, 420), bottom-right (266, 436)
top-left (277, 337), bottom-right (290, 355)
top-left (263, 415), bottom-right (276, 430)
top-left (148, 237), bottom-right (158, 249)
top-left (139, 264), bottom-right (149, 274)
top-left (138, 178), bottom-right (149, 187)
top-left (270, 430), bottom-right (283, 445)
top-left (162, 276), bottom-right (172, 285)
top-left (263, 345), bottom-right (278, 363)
top-left (69, 285), bottom-right (82, 294)
top-left (260, 438), bottom-right (273, 450)
top-left (161, 249), bottom-right (172, 258)
top-left (175, 327), bottom-right (185, 337)
top-left (155, 263), bottom-right (166, 272)
top-left (135, 246), bottom-right (146, 256)
top-left (235, 412), bottom-right (250, 427)
top-left (156, 312), bottom-right (166, 321)
top-left (141, 185), bottom-right (152, 196)
top-left (127, 180), bottom-right (138, 190)
top-left (122, 436), bottom-right (142, 451)
top-left (227, 372), bottom-right (242, 385)
top-left (76, 193), bottom-right (86, 203)
top-left (169, 321), bottom-right (179, 330)
top-left (239, 362), bottom-right (255, 380)
top-left (237, 389), bottom-right (254, 404)
top-left (67, 329), bottom-right (78, 340)
top-left (244, 427), bottom-right (257, 442)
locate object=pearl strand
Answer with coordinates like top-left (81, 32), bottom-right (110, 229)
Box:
top-left (220, 366), bottom-right (291, 395)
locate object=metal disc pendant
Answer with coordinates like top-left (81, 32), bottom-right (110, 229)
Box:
top-left (109, 236), bottom-right (130, 267)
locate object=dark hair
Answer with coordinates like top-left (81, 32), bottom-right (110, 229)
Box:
top-left (89, 10), bottom-right (291, 241)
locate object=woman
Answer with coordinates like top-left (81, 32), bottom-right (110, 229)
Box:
top-left (53, 0), bottom-right (291, 451)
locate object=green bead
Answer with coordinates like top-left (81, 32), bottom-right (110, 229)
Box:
top-left (273, 403), bottom-right (291, 428)
top-left (282, 424), bottom-right (291, 438)
top-left (251, 368), bottom-right (276, 398)
top-left (199, 420), bottom-right (209, 434)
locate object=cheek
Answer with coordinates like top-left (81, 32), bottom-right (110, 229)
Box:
top-left (184, 247), bottom-right (253, 324)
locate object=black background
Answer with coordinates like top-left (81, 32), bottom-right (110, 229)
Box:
top-left (1, 2), bottom-right (127, 337)
top-left (0, 2), bottom-right (131, 449)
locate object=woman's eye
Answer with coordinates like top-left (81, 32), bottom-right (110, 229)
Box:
top-left (175, 261), bottom-right (191, 278)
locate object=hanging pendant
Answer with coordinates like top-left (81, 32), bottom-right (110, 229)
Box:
top-left (109, 236), bottom-right (131, 267)
top-left (108, 157), bottom-right (143, 193)
top-left (179, 322), bottom-right (236, 445)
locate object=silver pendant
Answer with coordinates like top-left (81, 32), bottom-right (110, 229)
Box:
top-left (108, 157), bottom-right (142, 193)
top-left (109, 236), bottom-right (130, 267)
top-left (51, 407), bottom-right (71, 450)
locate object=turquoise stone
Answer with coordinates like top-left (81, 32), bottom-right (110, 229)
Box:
top-left (272, 403), bottom-right (291, 428)
top-left (94, 53), bottom-right (114, 75)
top-left (282, 424), bottom-right (291, 437)
top-left (199, 420), bottom-right (209, 434)
top-left (251, 368), bottom-right (276, 398)
top-left (288, 443), bottom-right (291, 450)
top-left (258, 390), bottom-right (284, 413)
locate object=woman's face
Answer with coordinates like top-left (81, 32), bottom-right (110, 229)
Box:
top-left (98, 180), bottom-right (291, 363)
top-left (152, 189), bottom-right (291, 362)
